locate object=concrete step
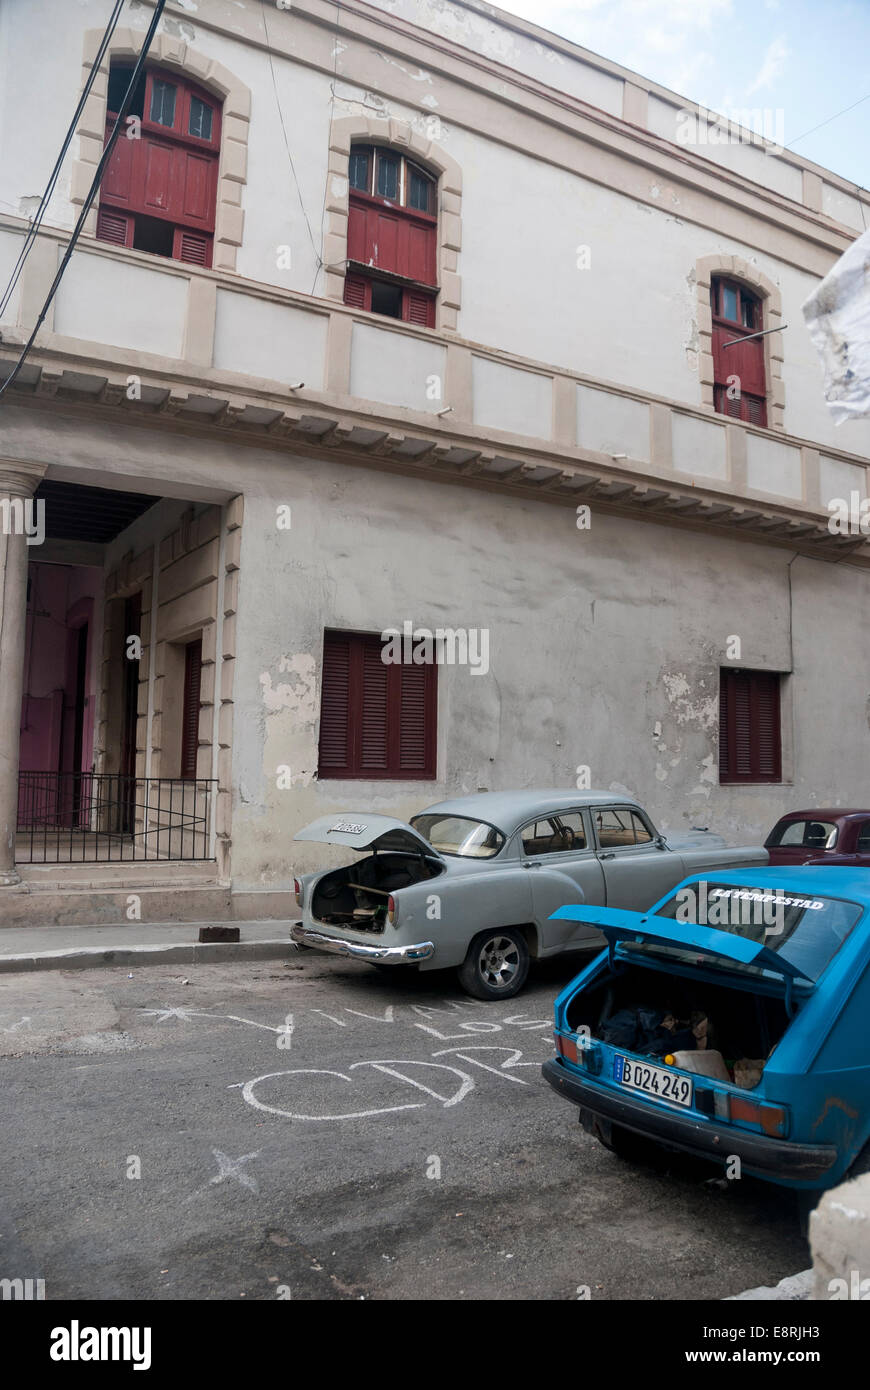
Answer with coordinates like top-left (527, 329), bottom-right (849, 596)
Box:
top-left (0, 882), bottom-right (296, 929)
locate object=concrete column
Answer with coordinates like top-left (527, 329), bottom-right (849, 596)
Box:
top-left (0, 459), bottom-right (46, 886)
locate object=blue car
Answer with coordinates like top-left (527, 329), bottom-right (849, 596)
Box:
top-left (542, 868), bottom-right (870, 1191)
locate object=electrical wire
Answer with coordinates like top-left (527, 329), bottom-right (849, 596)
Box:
top-left (0, 0), bottom-right (126, 321)
top-left (312, 0), bottom-right (343, 295)
top-left (259, 1), bottom-right (322, 271)
top-left (0, 0), bottom-right (168, 401)
top-left (786, 92), bottom-right (870, 151)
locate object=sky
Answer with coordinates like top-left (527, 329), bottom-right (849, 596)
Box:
top-left (499, 0), bottom-right (869, 189)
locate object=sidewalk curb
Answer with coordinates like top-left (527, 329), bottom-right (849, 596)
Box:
top-left (0, 939), bottom-right (297, 974)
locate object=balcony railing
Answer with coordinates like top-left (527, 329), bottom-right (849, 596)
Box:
top-left (16, 773), bottom-right (216, 863)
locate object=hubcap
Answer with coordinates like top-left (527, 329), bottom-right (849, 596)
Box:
top-left (479, 936), bottom-right (520, 988)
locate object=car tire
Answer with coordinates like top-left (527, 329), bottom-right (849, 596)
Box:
top-left (457, 928), bottom-right (530, 1000)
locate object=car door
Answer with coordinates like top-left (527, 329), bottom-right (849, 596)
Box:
top-left (592, 805), bottom-right (681, 910)
top-left (517, 809), bottom-right (606, 952)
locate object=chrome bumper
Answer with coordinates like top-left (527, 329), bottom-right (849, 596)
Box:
top-left (291, 923), bottom-right (434, 963)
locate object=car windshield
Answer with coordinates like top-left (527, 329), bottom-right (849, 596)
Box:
top-left (641, 882), bottom-right (864, 983)
top-left (410, 814), bottom-right (504, 859)
top-left (765, 818), bottom-right (838, 850)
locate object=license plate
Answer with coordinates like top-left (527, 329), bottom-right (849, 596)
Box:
top-left (613, 1055), bottom-right (693, 1107)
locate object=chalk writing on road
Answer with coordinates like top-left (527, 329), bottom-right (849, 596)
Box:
top-left (240, 1043), bottom-right (551, 1122)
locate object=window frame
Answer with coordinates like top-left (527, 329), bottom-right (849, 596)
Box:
top-left (518, 810), bottom-right (591, 859)
top-left (591, 807), bottom-right (657, 853)
top-left (348, 143), bottom-right (437, 218)
top-left (317, 629), bottom-right (438, 781)
top-left (179, 638), bottom-right (203, 781)
top-left (344, 142), bottom-right (439, 325)
top-left (106, 63), bottom-right (222, 155)
top-left (711, 274), bottom-right (767, 427)
top-left (98, 60), bottom-right (222, 269)
top-left (719, 667), bottom-right (782, 785)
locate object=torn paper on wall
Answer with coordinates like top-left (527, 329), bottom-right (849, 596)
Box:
top-left (802, 226), bottom-right (870, 424)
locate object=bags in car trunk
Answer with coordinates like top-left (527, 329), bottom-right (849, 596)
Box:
top-left (567, 963), bottom-right (792, 1091)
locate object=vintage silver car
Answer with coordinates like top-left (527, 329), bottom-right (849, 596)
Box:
top-left (290, 791), bottom-right (768, 999)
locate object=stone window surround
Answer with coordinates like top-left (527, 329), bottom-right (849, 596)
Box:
top-left (323, 116), bottom-right (463, 332)
top-left (71, 27), bottom-right (250, 273)
top-left (696, 254), bottom-right (785, 431)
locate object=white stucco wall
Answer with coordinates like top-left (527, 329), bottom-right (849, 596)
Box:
top-left (2, 0), bottom-right (869, 462)
top-left (6, 398), bottom-right (870, 891)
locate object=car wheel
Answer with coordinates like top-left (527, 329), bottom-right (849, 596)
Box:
top-left (457, 928), bottom-right (530, 1000)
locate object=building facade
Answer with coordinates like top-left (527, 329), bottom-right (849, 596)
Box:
top-left (0, 0), bottom-right (868, 924)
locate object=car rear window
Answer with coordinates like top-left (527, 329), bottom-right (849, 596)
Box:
top-left (647, 882), bottom-right (864, 983)
top-left (410, 814), bottom-right (505, 859)
top-left (765, 818), bottom-right (838, 850)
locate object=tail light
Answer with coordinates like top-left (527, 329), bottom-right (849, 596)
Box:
top-left (555, 1032), bottom-right (579, 1064)
top-left (387, 895), bottom-right (397, 925)
top-left (728, 1095), bottom-right (789, 1138)
top-left (294, 877), bottom-right (303, 908)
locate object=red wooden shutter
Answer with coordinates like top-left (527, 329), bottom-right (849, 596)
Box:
top-left (343, 273), bottom-right (370, 309)
top-left (359, 637), bottom-right (389, 774)
top-left (101, 120), bottom-right (137, 206)
top-left (98, 65), bottom-right (220, 266)
top-left (397, 661), bottom-right (434, 773)
top-left (96, 207), bottom-right (133, 247)
top-left (403, 288), bottom-right (436, 327)
top-left (318, 631), bottom-right (436, 779)
top-left (180, 639), bottom-right (202, 780)
top-left (712, 278), bottom-right (767, 428)
top-left (174, 228), bottom-right (212, 267)
top-left (719, 669), bottom-right (781, 783)
top-left (318, 633), bottom-right (352, 776)
top-left (744, 395), bottom-right (766, 426)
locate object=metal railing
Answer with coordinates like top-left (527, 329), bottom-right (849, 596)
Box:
top-left (16, 773), bottom-right (216, 863)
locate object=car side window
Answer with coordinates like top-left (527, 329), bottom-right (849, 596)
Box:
top-left (595, 808), bottom-right (653, 849)
top-left (521, 812), bottom-right (586, 856)
top-left (856, 822), bottom-right (870, 853)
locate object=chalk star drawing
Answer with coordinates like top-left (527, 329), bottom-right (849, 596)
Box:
top-left (139, 1005), bottom-right (288, 1035)
top-left (209, 1148), bottom-right (261, 1194)
top-left (140, 1005), bottom-right (203, 1023)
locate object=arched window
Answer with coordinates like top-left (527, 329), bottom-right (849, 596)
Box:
top-left (711, 276), bottom-right (766, 426)
top-left (96, 61), bottom-right (222, 267)
top-left (343, 143), bottom-right (438, 327)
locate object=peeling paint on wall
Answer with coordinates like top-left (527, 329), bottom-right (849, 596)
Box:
top-left (661, 671), bottom-right (719, 732)
top-left (259, 654), bottom-right (317, 721)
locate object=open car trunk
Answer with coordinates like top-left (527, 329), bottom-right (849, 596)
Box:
top-left (311, 852), bottom-right (444, 931)
top-left (565, 962), bottom-right (793, 1090)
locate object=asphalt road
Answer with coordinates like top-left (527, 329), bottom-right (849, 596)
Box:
top-left (0, 950), bottom-right (808, 1300)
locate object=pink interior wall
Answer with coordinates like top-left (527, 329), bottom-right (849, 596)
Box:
top-left (20, 563), bottom-right (102, 775)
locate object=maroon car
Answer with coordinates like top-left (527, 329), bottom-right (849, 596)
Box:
top-left (765, 809), bottom-right (870, 867)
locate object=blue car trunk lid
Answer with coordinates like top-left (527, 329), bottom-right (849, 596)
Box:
top-left (548, 904), bottom-right (815, 985)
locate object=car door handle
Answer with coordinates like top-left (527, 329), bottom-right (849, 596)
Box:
top-left (522, 860), bottom-right (542, 868)
top-left (598, 852), bottom-right (616, 860)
